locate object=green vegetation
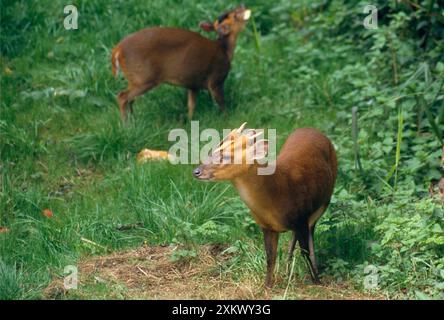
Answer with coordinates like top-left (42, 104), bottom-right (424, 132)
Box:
top-left (1, 0), bottom-right (443, 299)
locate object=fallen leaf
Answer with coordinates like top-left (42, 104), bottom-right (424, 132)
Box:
top-left (4, 67), bottom-right (13, 75)
top-left (42, 209), bottom-right (54, 218)
top-left (137, 148), bottom-right (174, 163)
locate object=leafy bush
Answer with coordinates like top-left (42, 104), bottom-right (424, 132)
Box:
top-left (368, 195), bottom-right (444, 299)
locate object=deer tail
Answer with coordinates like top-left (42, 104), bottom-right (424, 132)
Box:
top-left (111, 46), bottom-right (121, 77)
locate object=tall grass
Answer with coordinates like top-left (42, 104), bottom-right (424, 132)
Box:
top-left (0, 260), bottom-right (23, 300)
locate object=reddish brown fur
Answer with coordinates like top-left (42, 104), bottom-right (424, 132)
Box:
top-left (194, 127), bottom-right (338, 287)
top-left (111, 6), bottom-right (251, 121)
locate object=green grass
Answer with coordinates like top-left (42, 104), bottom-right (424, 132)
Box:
top-left (1, 0), bottom-right (443, 299)
top-left (0, 259), bottom-right (23, 300)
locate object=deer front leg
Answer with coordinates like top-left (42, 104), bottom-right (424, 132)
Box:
top-left (262, 228), bottom-right (279, 288)
top-left (187, 89), bottom-right (198, 120)
top-left (208, 84), bottom-right (226, 116)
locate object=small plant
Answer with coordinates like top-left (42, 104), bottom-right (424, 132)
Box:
top-left (0, 260), bottom-right (23, 300)
top-left (170, 247), bottom-right (198, 262)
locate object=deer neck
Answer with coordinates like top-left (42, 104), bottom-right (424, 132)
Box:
top-left (232, 164), bottom-right (289, 231)
top-left (218, 33), bottom-right (239, 61)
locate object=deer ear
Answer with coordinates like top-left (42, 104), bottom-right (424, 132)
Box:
top-left (199, 22), bottom-right (215, 32)
top-left (252, 140), bottom-right (269, 160)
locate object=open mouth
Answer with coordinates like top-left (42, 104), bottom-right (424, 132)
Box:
top-left (194, 174), bottom-right (214, 181)
top-left (195, 176), bottom-right (213, 181)
top-left (243, 10), bottom-right (251, 21)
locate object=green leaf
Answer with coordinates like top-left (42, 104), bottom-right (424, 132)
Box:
top-left (436, 62), bottom-right (444, 74)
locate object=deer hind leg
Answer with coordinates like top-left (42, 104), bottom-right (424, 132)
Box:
top-left (308, 224), bottom-right (319, 278)
top-left (286, 231), bottom-right (297, 275)
top-left (117, 89), bottom-right (131, 122)
top-left (295, 220), bottom-right (320, 284)
top-left (117, 82), bottom-right (157, 122)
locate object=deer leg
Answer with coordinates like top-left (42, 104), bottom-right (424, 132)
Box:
top-left (308, 224), bottom-right (319, 277)
top-left (187, 89), bottom-right (198, 120)
top-left (117, 89), bottom-right (130, 122)
top-left (295, 220), bottom-right (320, 284)
top-left (286, 231), bottom-right (297, 275)
top-left (117, 82), bottom-right (157, 122)
top-left (208, 84), bottom-right (226, 116)
top-left (126, 100), bottom-right (135, 117)
top-left (262, 228), bottom-right (279, 288)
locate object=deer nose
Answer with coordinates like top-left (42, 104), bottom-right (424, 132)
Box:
top-left (193, 167), bottom-right (202, 177)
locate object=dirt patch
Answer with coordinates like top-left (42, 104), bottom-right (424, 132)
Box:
top-left (44, 245), bottom-right (385, 300)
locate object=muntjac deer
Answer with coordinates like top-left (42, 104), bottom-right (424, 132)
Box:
top-left (193, 123), bottom-right (338, 287)
top-left (111, 6), bottom-right (251, 122)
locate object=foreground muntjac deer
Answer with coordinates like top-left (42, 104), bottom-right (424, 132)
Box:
top-left (193, 123), bottom-right (338, 288)
top-left (111, 6), bottom-right (251, 122)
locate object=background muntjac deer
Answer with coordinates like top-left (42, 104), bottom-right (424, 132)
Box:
top-left (193, 123), bottom-right (338, 287)
top-left (111, 6), bottom-right (251, 122)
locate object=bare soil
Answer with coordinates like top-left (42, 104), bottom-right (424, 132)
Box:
top-left (44, 244), bottom-right (386, 300)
